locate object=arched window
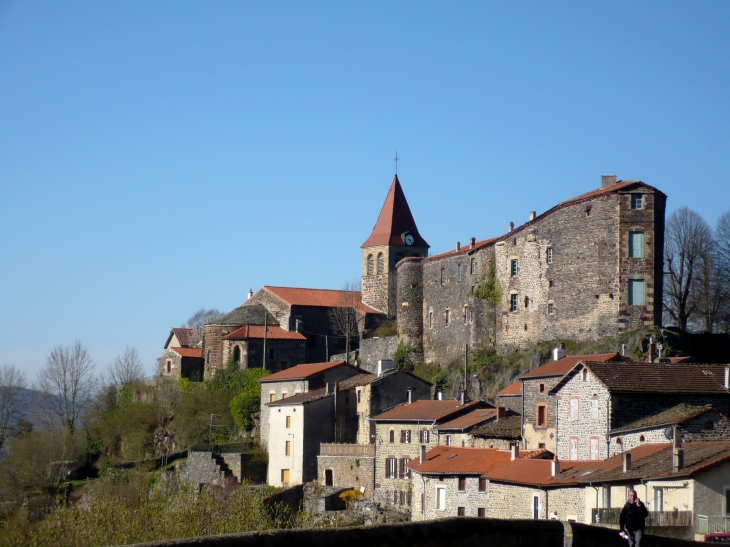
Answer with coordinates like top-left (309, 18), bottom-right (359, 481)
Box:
top-left (639, 435), bottom-right (645, 442)
top-left (232, 345), bottom-right (241, 364)
top-left (377, 253), bottom-right (384, 274)
top-left (389, 429), bottom-right (395, 443)
top-left (367, 254), bottom-right (374, 276)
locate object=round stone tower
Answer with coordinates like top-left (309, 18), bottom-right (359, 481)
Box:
top-left (396, 257), bottom-right (424, 348)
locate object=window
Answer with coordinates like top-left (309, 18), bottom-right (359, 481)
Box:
top-left (440, 268), bottom-right (445, 285)
top-left (631, 194), bottom-right (643, 209)
top-left (590, 437), bottom-right (599, 460)
top-left (479, 478), bottom-right (487, 492)
top-left (629, 232), bottom-right (645, 258)
top-left (548, 303), bottom-right (555, 315)
top-left (539, 443), bottom-right (546, 449)
top-left (570, 397), bottom-right (580, 420)
top-left (401, 457), bottom-right (411, 478)
top-left (537, 405), bottom-right (547, 427)
top-left (269, 393), bottom-right (276, 402)
top-left (367, 254), bottom-right (374, 276)
top-left (510, 294), bottom-right (518, 312)
top-left (166, 360), bottom-right (171, 373)
top-left (457, 264), bottom-right (462, 281)
top-left (357, 390), bottom-right (361, 404)
top-left (389, 430), bottom-right (395, 443)
top-left (386, 457), bottom-right (397, 479)
top-left (286, 416), bottom-right (291, 428)
top-left (457, 507), bottom-right (466, 516)
top-left (629, 279), bottom-right (645, 306)
top-left (539, 383), bottom-right (545, 393)
top-left (285, 441), bottom-right (291, 456)
top-left (524, 296), bottom-right (529, 308)
top-left (478, 507), bottom-right (486, 518)
top-left (705, 420), bottom-right (715, 430)
top-left (464, 306), bottom-right (469, 324)
top-left (569, 437), bottom-right (579, 460)
top-left (401, 430), bottom-right (411, 443)
top-left (510, 259), bottom-right (519, 276)
top-left (533, 495), bottom-right (540, 519)
top-left (445, 309), bottom-right (450, 326)
top-left (281, 469), bottom-right (290, 483)
top-left (429, 311), bottom-right (433, 329)
top-left (471, 258), bottom-right (476, 275)
top-left (325, 469), bottom-right (333, 486)
top-left (445, 435), bottom-right (452, 446)
top-left (546, 247), bottom-right (553, 264)
top-left (581, 368), bottom-right (588, 382)
top-left (377, 253), bottom-right (384, 274)
top-left (282, 392), bottom-right (288, 399)
top-left (639, 435), bottom-right (646, 442)
top-left (437, 488), bottom-right (446, 510)
top-left (420, 429), bottom-right (430, 443)
top-left (458, 476), bottom-right (466, 491)
top-left (591, 399), bottom-right (599, 420)
top-left (206, 350), bottom-right (210, 364)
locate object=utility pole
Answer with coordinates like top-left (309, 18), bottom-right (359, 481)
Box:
top-left (262, 312), bottom-right (267, 370)
top-left (465, 343), bottom-right (469, 402)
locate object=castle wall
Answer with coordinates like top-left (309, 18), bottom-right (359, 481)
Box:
top-left (363, 244), bottom-right (428, 316)
top-left (359, 336), bottom-right (398, 373)
top-left (396, 258), bottom-right (424, 349)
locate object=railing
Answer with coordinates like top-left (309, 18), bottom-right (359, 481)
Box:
top-left (697, 515), bottom-right (730, 535)
top-left (320, 443), bottom-right (376, 456)
top-left (592, 508), bottom-right (692, 527)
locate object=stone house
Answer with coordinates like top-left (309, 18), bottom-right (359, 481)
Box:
top-left (163, 327), bottom-right (196, 349)
top-left (258, 361), bottom-right (362, 450)
top-left (520, 351), bottom-right (624, 453)
top-left (434, 407), bottom-right (510, 448)
top-left (550, 361), bottom-right (730, 461)
top-left (395, 176), bottom-right (667, 365)
top-left (157, 346), bottom-right (204, 380)
top-left (496, 380), bottom-right (522, 414)
top-left (222, 324), bottom-right (305, 372)
top-left (202, 304), bottom-right (278, 374)
top-left (470, 415), bottom-right (522, 450)
top-left (371, 399), bottom-right (491, 509)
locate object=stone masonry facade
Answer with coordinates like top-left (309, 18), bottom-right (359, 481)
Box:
top-left (522, 376), bottom-right (561, 452)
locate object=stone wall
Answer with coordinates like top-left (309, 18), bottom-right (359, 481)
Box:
top-left (359, 336), bottom-right (398, 373)
top-left (158, 349), bottom-right (181, 379)
top-left (180, 451), bottom-right (229, 486)
top-left (499, 394), bottom-right (522, 414)
top-left (522, 376), bottom-right (561, 451)
top-left (411, 473), bottom-right (489, 521)
top-left (317, 452), bottom-right (375, 493)
top-left (221, 338), bottom-right (305, 373)
top-left (396, 258), bottom-right (425, 349)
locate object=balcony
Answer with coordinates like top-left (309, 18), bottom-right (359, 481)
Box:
top-left (697, 516), bottom-right (730, 535)
top-left (592, 508), bottom-right (693, 527)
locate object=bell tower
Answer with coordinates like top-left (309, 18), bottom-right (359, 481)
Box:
top-left (361, 175), bottom-right (429, 316)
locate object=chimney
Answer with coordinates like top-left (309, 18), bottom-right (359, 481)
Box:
top-left (553, 346), bottom-right (567, 361)
top-left (295, 319), bottom-right (300, 333)
top-left (470, 237), bottom-right (476, 249)
top-left (621, 343), bottom-right (627, 357)
top-left (436, 388), bottom-right (443, 401)
top-left (529, 211), bottom-right (536, 221)
top-left (623, 452), bottom-right (632, 473)
top-left (497, 406), bottom-right (505, 421)
top-left (456, 241), bottom-right (461, 251)
top-left (407, 388), bottom-right (413, 405)
top-left (551, 457), bottom-right (560, 476)
top-left (460, 390), bottom-right (466, 405)
top-left (601, 174), bottom-right (617, 188)
top-left (248, 288), bottom-right (253, 300)
top-left (508, 222), bottom-right (514, 232)
top-left (511, 444), bottom-right (520, 461)
top-left (420, 444), bottom-right (427, 464)
top-left (325, 383), bottom-right (331, 395)
top-left (648, 336), bottom-right (656, 364)
top-left (725, 367), bottom-right (729, 390)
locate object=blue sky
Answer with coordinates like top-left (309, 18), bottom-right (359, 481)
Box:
top-left (1, 1), bottom-right (729, 379)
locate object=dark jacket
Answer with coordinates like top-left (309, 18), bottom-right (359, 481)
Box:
top-left (620, 501), bottom-right (648, 531)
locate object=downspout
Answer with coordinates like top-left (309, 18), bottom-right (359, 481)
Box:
top-left (521, 381), bottom-right (525, 448)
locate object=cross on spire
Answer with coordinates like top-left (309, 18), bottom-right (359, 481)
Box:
top-left (394, 150), bottom-right (399, 175)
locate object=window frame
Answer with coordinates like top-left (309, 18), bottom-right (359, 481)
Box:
top-left (285, 440), bottom-right (291, 456)
top-left (629, 279), bottom-right (645, 306)
top-left (546, 247), bottom-right (553, 264)
top-left (510, 259), bottom-right (519, 277)
top-left (569, 436), bottom-right (579, 460)
top-left (590, 399), bottom-right (599, 420)
top-left (631, 194), bottom-right (643, 210)
top-left (457, 264), bottom-right (462, 282)
top-left (479, 477), bottom-right (487, 492)
top-left (536, 404), bottom-right (547, 427)
top-left (590, 436), bottom-right (599, 461)
top-left (471, 258), bottom-right (476, 275)
top-left (569, 397), bottom-right (580, 420)
top-left (458, 476), bottom-right (466, 491)
top-left (440, 268), bottom-right (445, 286)
top-left (377, 252), bottom-right (384, 274)
top-left (629, 231), bottom-right (645, 259)
top-left (510, 293), bottom-right (518, 312)
top-left (367, 254), bottom-right (374, 276)
top-left (421, 429), bottom-right (430, 443)
top-left (285, 415), bottom-right (291, 428)
top-left (445, 309), bottom-right (450, 326)
top-left (548, 303), bottom-right (555, 315)
top-left (436, 487), bottom-right (446, 510)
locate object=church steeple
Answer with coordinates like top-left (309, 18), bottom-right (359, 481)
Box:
top-left (361, 175), bottom-right (429, 249)
top-left (361, 175), bottom-right (429, 316)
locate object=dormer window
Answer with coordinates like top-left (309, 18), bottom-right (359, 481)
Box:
top-left (631, 194), bottom-right (643, 210)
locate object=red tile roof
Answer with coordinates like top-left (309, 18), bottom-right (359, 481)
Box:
top-left (551, 362), bottom-right (730, 394)
top-left (520, 353), bottom-right (623, 379)
top-left (435, 408), bottom-right (498, 431)
top-left (360, 175), bottom-right (429, 249)
top-left (223, 325), bottom-right (306, 341)
top-left (408, 446), bottom-right (515, 474)
top-left (423, 237), bottom-right (500, 263)
top-left (170, 347), bottom-right (203, 358)
top-left (373, 399), bottom-right (488, 422)
top-left (498, 380), bottom-right (522, 396)
top-left (256, 286), bottom-right (381, 314)
top-left (258, 361), bottom-right (356, 383)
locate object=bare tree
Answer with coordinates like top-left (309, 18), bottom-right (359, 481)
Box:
top-left (183, 308), bottom-right (223, 347)
top-left (0, 365), bottom-right (27, 450)
top-left (107, 347), bottom-right (146, 386)
top-left (694, 244), bottom-right (730, 333)
top-left (714, 210), bottom-right (730, 332)
top-left (663, 207), bottom-right (713, 331)
top-left (328, 281), bottom-right (365, 363)
top-left (35, 341), bottom-right (96, 432)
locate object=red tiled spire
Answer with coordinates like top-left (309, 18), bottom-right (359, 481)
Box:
top-left (361, 175), bottom-right (429, 249)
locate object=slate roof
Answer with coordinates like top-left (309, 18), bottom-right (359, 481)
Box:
top-left (610, 403), bottom-right (717, 434)
top-left (165, 328), bottom-right (195, 349)
top-left (373, 399), bottom-right (487, 422)
top-left (551, 362), bottom-right (730, 394)
top-left (520, 353), bottom-right (623, 380)
top-left (435, 408), bottom-right (499, 431)
top-left (335, 373), bottom-right (379, 389)
top-left (471, 415), bottom-right (522, 440)
top-left (223, 325), bottom-right (306, 341)
top-left (267, 388), bottom-right (331, 406)
top-left (256, 286), bottom-right (381, 314)
top-left (258, 361), bottom-right (358, 383)
top-left (361, 175), bottom-right (429, 249)
top-left (497, 380), bottom-right (522, 396)
top-left (170, 347), bottom-right (203, 358)
top-left (212, 304), bottom-right (279, 326)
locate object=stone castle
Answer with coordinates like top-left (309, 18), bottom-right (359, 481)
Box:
top-left (362, 174), bottom-right (666, 365)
